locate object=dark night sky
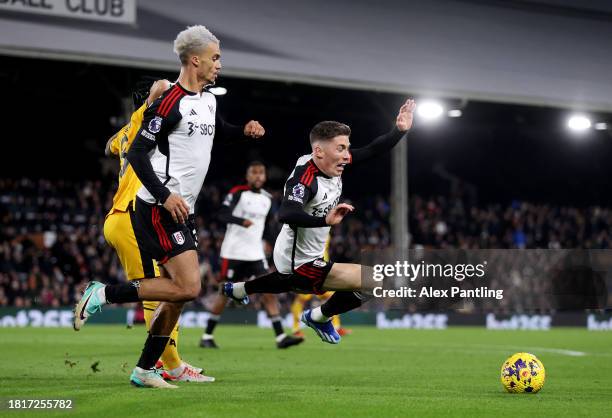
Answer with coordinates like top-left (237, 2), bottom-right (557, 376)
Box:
top-left (2, 56), bottom-right (612, 207)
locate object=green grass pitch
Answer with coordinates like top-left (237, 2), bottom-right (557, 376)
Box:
top-left (1, 325), bottom-right (611, 417)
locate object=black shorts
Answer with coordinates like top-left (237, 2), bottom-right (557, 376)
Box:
top-left (220, 258), bottom-right (269, 282)
top-left (130, 197), bottom-right (198, 263)
top-left (285, 258), bottom-right (334, 294)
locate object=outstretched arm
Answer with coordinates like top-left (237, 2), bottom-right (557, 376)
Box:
top-left (215, 113), bottom-right (265, 144)
top-left (349, 99), bottom-right (416, 165)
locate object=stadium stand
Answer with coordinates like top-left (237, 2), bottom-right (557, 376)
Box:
top-left (2, 177), bottom-right (612, 307)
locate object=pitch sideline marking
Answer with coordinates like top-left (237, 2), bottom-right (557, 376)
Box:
top-left (460, 343), bottom-right (587, 357)
top-left (346, 342), bottom-right (589, 357)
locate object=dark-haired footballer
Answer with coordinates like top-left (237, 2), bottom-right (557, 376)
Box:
top-left (223, 100), bottom-right (416, 344)
top-left (200, 162), bottom-right (303, 349)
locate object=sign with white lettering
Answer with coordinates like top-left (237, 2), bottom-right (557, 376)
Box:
top-left (0, 0), bottom-right (137, 24)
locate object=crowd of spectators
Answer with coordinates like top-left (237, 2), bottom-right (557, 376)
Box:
top-left (410, 195), bottom-right (612, 250)
top-left (1, 177), bottom-right (611, 309)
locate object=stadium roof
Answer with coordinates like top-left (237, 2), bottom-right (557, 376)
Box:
top-left (1, 0), bottom-right (612, 111)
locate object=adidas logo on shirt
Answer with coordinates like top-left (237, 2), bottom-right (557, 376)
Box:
top-left (189, 109), bottom-right (198, 116)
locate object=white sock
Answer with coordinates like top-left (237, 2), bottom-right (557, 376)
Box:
top-left (202, 333), bottom-right (214, 340)
top-left (233, 282), bottom-right (246, 298)
top-left (310, 307), bottom-right (329, 323)
top-left (95, 286), bottom-right (107, 304)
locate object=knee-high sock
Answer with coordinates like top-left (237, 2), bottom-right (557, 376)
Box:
top-left (162, 324), bottom-right (181, 370)
top-left (244, 271), bottom-right (293, 295)
top-left (105, 282), bottom-right (140, 304)
top-left (332, 314), bottom-right (341, 329)
top-left (290, 297), bottom-right (305, 332)
top-left (204, 314), bottom-right (220, 337)
top-left (321, 291), bottom-right (369, 317)
top-left (136, 333), bottom-right (170, 370)
top-left (143, 301), bottom-right (181, 370)
top-left (318, 292), bottom-right (341, 328)
top-left (268, 315), bottom-right (285, 338)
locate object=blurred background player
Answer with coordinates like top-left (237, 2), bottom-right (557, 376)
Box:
top-left (104, 78), bottom-right (213, 383)
top-left (201, 162), bottom-right (303, 349)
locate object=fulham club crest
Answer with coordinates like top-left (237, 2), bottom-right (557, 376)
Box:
top-left (172, 231), bottom-right (185, 245)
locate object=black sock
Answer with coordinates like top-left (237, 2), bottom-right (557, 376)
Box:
top-left (270, 316), bottom-right (284, 337)
top-left (105, 282), bottom-right (140, 304)
top-left (244, 272), bottom-right (293, 294)
top-left (205, 314), bottom-right (220, 335)
top-left (136, 334), bottom-right (170, 370)
top-left (321, 291), bottom-right (368, 317)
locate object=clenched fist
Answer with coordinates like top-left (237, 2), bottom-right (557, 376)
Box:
top-left (244, 120), bottom-right (265, 138)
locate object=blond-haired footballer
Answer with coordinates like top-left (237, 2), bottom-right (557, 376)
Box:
top-left (103, 79), bottom-right (213, 383)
